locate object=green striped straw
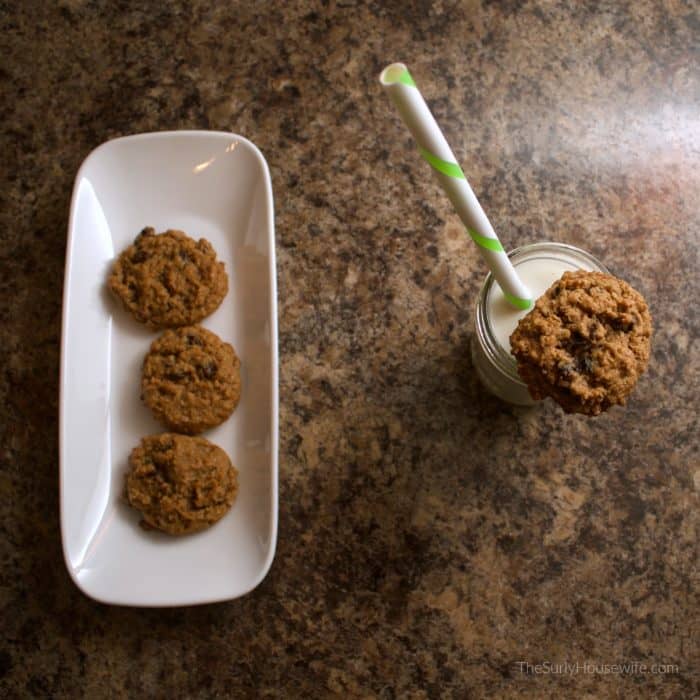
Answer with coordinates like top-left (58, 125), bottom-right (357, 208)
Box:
top-left (380, 63), bottom-right (532, 310)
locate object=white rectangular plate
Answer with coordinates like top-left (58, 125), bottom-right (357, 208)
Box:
top-left (60, 131), bottom-right (278, 606)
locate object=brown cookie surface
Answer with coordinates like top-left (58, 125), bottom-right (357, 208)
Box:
top-left (509, 271), bottom-right (652, 415)
top-left (125, 433), bottom-right (238, 535)
top-left (142, 325), bottom-right (241, 434)
top-left (108, 227), bottom-right (228, 328)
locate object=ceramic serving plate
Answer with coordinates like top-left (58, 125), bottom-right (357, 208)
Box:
top-left (60, 131), bottom-right (278, 606)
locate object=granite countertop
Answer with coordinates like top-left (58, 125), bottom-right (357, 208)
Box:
top-left (2, 1), bottom-right (698, 697)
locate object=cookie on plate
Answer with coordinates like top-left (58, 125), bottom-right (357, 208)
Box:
top-left (509, 270), bottom-right (652, 415)
top-left (125, 433), bottom-right (238, 535)
top-left (108, 227), bottom-right (228, 328)
top-left (141, 325), bottom-right (241, 434)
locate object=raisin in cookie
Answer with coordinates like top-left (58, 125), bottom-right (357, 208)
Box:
top-left (108, 227), bottom-right (228, 328)
top-left (142, 325), bottom-right (241, 434)
top-left (510, 271), bottom-right (652, 415)
top-left (125, 433), bottom-right (238, 535)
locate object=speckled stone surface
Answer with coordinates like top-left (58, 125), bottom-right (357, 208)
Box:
top-left (1, 1), bottom-right (698, 698)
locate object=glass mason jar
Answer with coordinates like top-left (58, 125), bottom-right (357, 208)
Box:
top-left (471, 242), bottom-right (609, 405)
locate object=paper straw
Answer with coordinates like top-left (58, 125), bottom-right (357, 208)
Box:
top-left (379, 63), bottom-right (532, 310)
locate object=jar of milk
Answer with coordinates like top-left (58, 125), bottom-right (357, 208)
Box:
top-left (471, 242), bottom-right (609, 405)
